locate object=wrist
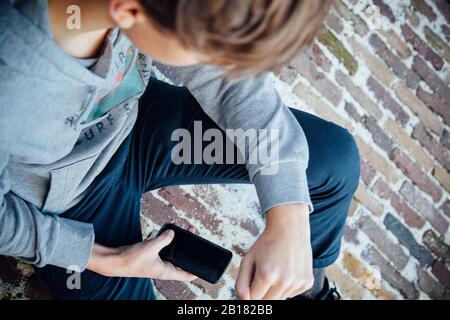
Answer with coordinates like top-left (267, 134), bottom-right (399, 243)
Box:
top-left (265, 204), bottom-right (310, 235)
top-left (87, 243), bottom-right (126, 276)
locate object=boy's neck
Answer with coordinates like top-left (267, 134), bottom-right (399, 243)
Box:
top-left (48, 0), bottom-right (115, 59)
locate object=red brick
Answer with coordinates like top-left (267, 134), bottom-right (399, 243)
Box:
top-left (412, 0), bottom-right (437, 21)
top-left (360, 159), bottom-right (376, 185)
top-left (335, 2), bottom-right (368, 36)
top-left (282, 45), bottom-right (332, 80)
top-left (343, 225), bottom-right (360, 245)
top-left (290, 54), bottom-right (342, 105)
top-left (404, 5), bottom-right (421, 27)
top-left (389, 149), bottom-right (443, 202)
top-left (442, 24), bottom-right (450, 42)
top-left (349, 37), bottom-right (396, 86)
top-left (366, 76), bottom-right (409, 126)
top-left (158, 187), bottom-right (222, 235)
top-left (345, 102), bottom-right (394, 153)
top-left (369, 34), bottom-right (420, 89)
top-left (310, 44), bottom-right (332, 72)
top-left (192, 185), bottom-right (221, 208)
top-left (363, 116), bottom-right (395, 153)
top-left (412, 124), bottom-right (450, 172)
top-left (422, 229), bottom-right (450, 265)
top-left (384, 118), bottom-right (434, 171)
top-left (416, 87), bottom-right (450, 126)
top-left (350, 15), bottom-right (369, 37)
top-left (401, 24), bottom-right (444, 70)
top-left (141, 192), bottom-right (191, 229)
top-left (412, 55), bottom-right (450, 103)
top-left (335, 70), bottom-right (383, 119)
top-left (240, 219), bottom-right (260, 237)
top-left (433, 165), bottom-right (450, 193)
top-left (400, 181), bottom-right (449, 236)
top-left (192, 278), bottom-right (225, 299)
top-left (341, 251), bottom-right (397, 300)
top-left (356, 215), bottom-right (409, 270)
top-left (383, 213), bottom-right (435, 267)
top-left (275, 66), bottom-right (298, 85)
top-left (355, 136), bottom-right (400, 184)
top-left (294, 82), bottom-right (352, 129)
top-left (362, 245), bottom-right (419, 299)
top-left (442, 130), bottom-right (450, 150)
top-left (434, 0), bottom-right (450, 24)
top-left (431, 260), bottom-right (450, 290)
top-left (335, 0), bottom-right (354, 19)
top-left (348, 199), bottom-right (358, 217)
top-left (423, 26), bottom-right (450, 64)
top-left (232, 244), bottom-right (246, 257)
top-left (326, 11), bottom-right (344, 34)
top-left (441, 200), bottom-right (450, 219)
top-left (372, 179), bottom-right (425, 229)
top-left (416, 266), bottom-right (450, 300)
top-left (154, 280), bottom-right (196, 300)
top-left (372, 0), bottom-right (396, 22)
top-left (354, 183), bottom-right (384, 216)
top-left (379, 29), bottom-right (412, 60)
top-left (326, 264), bottom-right (365, 299)
top-left (394, 83), bottom-right (442, 135)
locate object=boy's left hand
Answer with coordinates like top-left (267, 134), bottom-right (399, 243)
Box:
top-left (235, 204), bottom-right (314, 300)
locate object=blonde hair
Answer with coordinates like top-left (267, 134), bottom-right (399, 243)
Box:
top-left (141, 0), bottom-right (335, 76)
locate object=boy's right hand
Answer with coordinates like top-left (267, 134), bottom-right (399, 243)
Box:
top-left (86, 229), bottom-right (197, 282)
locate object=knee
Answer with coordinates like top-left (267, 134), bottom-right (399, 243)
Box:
top-left (327, 126), bottom-right (360, 193)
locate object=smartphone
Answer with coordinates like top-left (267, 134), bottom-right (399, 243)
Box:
top-left (157, 223), bottom-right (233, 284)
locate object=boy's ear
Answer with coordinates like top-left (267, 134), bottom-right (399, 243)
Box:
top-left (108, 0), bottom-right (145, 29)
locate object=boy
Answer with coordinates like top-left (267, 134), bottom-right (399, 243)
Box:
top-left (0, 0), bottom-right (360, 300)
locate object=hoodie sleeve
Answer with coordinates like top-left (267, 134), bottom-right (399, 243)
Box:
top-left (0, 47), bottom-right (95, 270)
top-left (0, 152), bottom-right (95, 270)
top-left (153, 63), bottom-right (312, 213)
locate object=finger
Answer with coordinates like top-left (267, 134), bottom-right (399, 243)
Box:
top-left (262, 283), bottom-right (286, 300)
top-left (249, 270), bottom-right (273, 300)
top-left (151, 230), bottom-right (175, 252)
top-left (235, 257), bottom-right (254, 300)
top-left (159, 260), bottom-right (198, 282)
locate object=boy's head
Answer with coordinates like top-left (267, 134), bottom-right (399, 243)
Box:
top-left (110, 0), bottom-right (334, 75)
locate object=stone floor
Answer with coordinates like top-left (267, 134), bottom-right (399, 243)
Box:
top-left (1, 0), bottom-right (449, 300)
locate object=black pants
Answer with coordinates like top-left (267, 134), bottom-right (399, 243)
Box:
top-left (38, 79), bottom-right (360, 299)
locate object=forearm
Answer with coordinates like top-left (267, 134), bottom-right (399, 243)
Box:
top-left (86, 243), bottom-right (125, 276)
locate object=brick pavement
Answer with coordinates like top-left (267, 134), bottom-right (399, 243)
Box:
top-left (1, 0), bottom-right (449, 300)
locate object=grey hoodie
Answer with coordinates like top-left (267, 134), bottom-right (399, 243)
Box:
top-left (0, 0), bottom-right (311, 271)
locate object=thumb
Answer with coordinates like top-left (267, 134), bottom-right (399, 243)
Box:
top-left (152, 230), bottom-right (175, 252)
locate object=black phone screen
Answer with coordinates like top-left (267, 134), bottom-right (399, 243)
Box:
top-left (157, 224), bottom-right (233, 284)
